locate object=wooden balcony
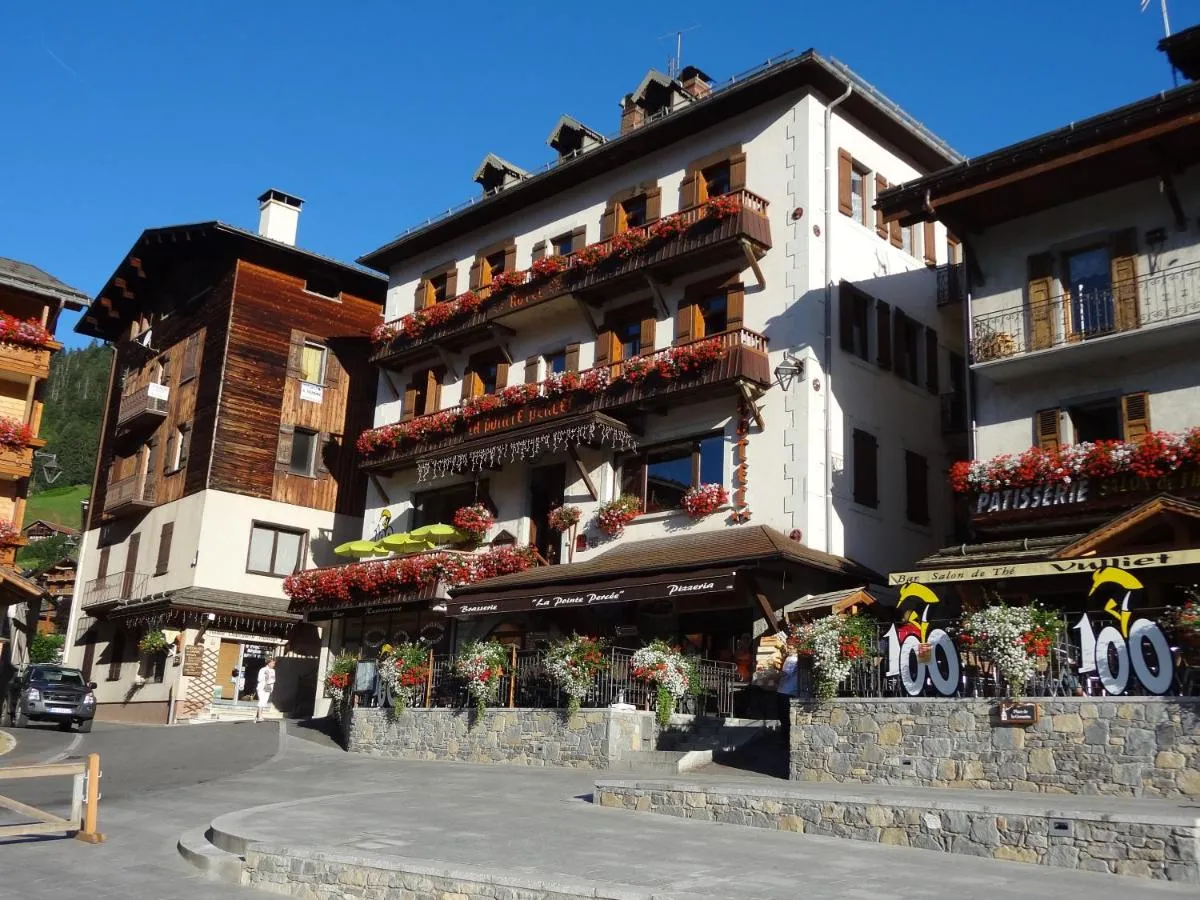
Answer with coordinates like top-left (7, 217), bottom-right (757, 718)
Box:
top-left (371, 191), bottom-right (773, 370)
top-left (104, 472), bottom-right (157, 519)
top-left (117, 383), bottom-right (170, 432)
top-left (0, 443), bottom-right (35, 480)
top-left (0, 341), bottom-right (57, 384)
top-left (361, 328), bottom-right (771, 474)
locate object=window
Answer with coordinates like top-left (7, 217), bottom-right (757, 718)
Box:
top-left (405, 367), bottom-right (443, 419)
top-left (901, 225), bottom-right (915, 257)
top-left (613, 319), bottom-right (642, 361)
top-left (905, 451), bottom-right (929, 525)
top-left (897, 314), bottom-right (922, 385)
top-left (166, 424), bottom-right (190, 473)
top-left (247, 523), bottom-right (306, 577)
top-left (428, 272), bottom-right (450, 304)
top-left (305, 273), bottom-right (340, 300)
top-left (544, 349), bottom-right (567, 374)
top-left (696, 293), bottom-right (728, 336)
top-left (412, 482), bottom-right (490, 529)
top-left (465, 351), bottom-right (507, 397)
top-left (300, 341), bottom-right (326, 384)
top-left (484, 249), bottom-right (507, 284)
top-left (1064, 246), bottom-right (1114, 336)
top-left (852, 429), bottom-right (879, 509)
top-left (107, 629), bottom-right (125, 681)
top-left (850, 164), bottom-right (868, 225)
top-left (551, 233), bottom-right (574, 257)
top-left (1068, 399), bottom-right (1123, 444)
top-left (840, 285), bottom-right (871, 361)
top-left (702, 162), bottom-right (731, 199)
top-left (947, 233), bottom-right (963, 264)
top-left (289, 428), bottom-right (318, 476)
top-left (620, 434), bottom-right (724, 513)
top-left (619, 194), bottom-right (648, 230)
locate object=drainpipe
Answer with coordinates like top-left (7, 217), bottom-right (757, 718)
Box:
top-left (823, 81), bottom-right (853, 555)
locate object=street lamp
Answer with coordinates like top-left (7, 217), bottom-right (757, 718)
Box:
top-left (34, 451), bottom-right (62, 484)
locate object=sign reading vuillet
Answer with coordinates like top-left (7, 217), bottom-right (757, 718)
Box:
top-left (447, 573), bottom-right (738, 617)
top-left (974, 469), bottom-right (1200, 518)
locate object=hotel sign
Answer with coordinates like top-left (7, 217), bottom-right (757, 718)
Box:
top-left (974, 469), bottom-right (1200, 520)
top-left (447, 573), bottom-right (738, 617)
top-left (465, 396), bottom-right (578, 440)
top-left (889, 548), bottom-right (1200, 586)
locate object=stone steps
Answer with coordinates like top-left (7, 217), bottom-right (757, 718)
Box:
top-left (594, 777), bottom-right (1200, 883)
top-left (607, 749), bottom-right (713, 774)
top-left (176, 825), bottom-right (244, 882)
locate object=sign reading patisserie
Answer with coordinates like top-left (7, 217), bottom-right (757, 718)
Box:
top-left (447, 573), bottom-right (738, 616)
top-left (974, 469), bottom-right (1200, 519)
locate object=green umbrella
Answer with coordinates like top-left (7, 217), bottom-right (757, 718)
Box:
top-left (334, 539), bottom-right (385, 559)
top-left (379, 532), bottom-right (434, 555)
top-left (409, 523), bottom-right (467, 544)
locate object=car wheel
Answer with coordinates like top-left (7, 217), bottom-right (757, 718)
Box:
top-left (14, 706), bottom-right (28, 728)
top-left (78, 718), bottom-right (93, 733)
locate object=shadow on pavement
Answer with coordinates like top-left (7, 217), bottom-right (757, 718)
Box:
top-left (286, 716), bottom-right (345, 751)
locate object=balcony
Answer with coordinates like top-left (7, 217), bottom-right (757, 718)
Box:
top-left (361, 328), bottom-right (771, 475)
top-left (117, 383), bottom-right (170, 432)
top-left (0, 442), bottom-right (36, 480)
top-left (370, 191), bottom-right (773, 370)
top-left (82, 570), bottom-right (152, 609)
top-left (970, 261), bottom-right (1200, 380)
top-left (104, 472), bottom-right (157, 519)
top-left (937, 262), bottom-right (966, 307)
top-left (0, 340), bottom-right (57, 384)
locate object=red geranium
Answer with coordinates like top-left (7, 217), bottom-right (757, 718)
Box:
top-left (705, 194), bottom-right (741, 219)
top-left (489, 270), bottom-right (527, 293)
top-left (575, 244), bottom-right (610, 268)
top-left (530, 255), bottom-right (568, 280)
top-left (648, 216), bottom-right (686, 241)
top-left (0, 417), bottom-right (33, 450)
top-left (453, 504), bottom-right (495, 541)
top-left (0, 314), bottom-right (52, 349)
top-left (610, 229), bottom-right (649, 257)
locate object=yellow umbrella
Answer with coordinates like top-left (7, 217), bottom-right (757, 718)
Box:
top-left (334, 539), bottom-right (386, 559)
top-left (409, 523), bottom-right (466, 544)
top-left (379, 532), bottom-right (434, 555)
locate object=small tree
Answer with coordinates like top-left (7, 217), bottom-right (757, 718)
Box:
top-left (28, 633), bottom-right (65, 664)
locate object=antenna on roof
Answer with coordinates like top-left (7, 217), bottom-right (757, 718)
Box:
top-left (659, 25), bottom-right (700, 79)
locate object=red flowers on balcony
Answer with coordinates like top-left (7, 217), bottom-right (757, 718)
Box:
top-left (0, 314), bottom-right (52, 349)
top-left (530, 255), bottom-right (569, 280)
top-left (0, 417), bottom-right (34, 450)
top-left (452, 504), bottom-right (495, 542)
top-left (680, 483), bottom-right (729, 518)
top-left (0, 520), bottom-right (21, 547)
top-left (489, 270), bottom-right (527, 293)
top-left (706, 194), bottom-right (742, 219)
top-left (609, 229), bottom-right (649, 257)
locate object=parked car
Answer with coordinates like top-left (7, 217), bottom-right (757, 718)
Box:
top-left (2, 664), bottom-right (96, 732)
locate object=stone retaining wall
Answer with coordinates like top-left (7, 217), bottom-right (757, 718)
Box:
top-left (790, 698), bottom-right (1200, 798)
top-left (342, 706), bottom-right (655, 769)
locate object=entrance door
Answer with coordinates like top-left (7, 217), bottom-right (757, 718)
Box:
top-left (528, 464), bottom-right (566, 564)
top-left (216, 641), bottom-right (241, 701)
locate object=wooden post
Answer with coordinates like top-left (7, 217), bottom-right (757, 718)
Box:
top-left (508, 645), bottom-right (517, 708)
top-left (425, 649), bottom-right (434, 708)
top-left (75, 753), bottom-right (104, 844)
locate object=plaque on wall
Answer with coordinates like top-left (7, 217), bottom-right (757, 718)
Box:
top-left (182, 646), bottom-right (205, 678)
top-left (996, 701), bottom-right (1040, 726)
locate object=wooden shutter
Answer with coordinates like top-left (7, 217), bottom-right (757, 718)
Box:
top-left (837, 149), bottom-right (853, 216)
top-left (163, 432), bottom-right (176, 474)
top-left (524, 356), bottom-right (540, 384)
top-left (674, 302), bottom-right (695, 345)
top-left (892, 308), bottom-right (908, 379)
top-left (503, 244), bottom-right (517, 273)
top-left (729, 152), bottom-right (747, 192)
top-left (181, 333), bottom-right (200, 381)
top-left (424, 369), bottom-right (442, 414)
top-left (495, 361), bottom-right (510, 390)
top-left (414, 280), bottom-right (430, 311)
top-left (679, 171), bottom-right (699, 209)
top-left (97, 546), bottom-right (111, 581)
top-left (905, 452), bottom-right (929, 524)
top-left (594, 331), bottom-right (614, 368)
top-left (316, 433), bottom-right (331, 475)
top-left (1111, 228), bottom-right (1140, 332)
top-left (531, 240), bottom-right (546, 262)
top-left (463, 369), bottom-right (484, 399)
top-left (726, 283), bottom-right (745, 332)
top-left (925, 327), bottom-right (939, 394)
top-left (923, 222), bottom-right (937, 266)
top-left (445, 266), bottom-right (458, 298)
top-left (155, 522), bottom-right (173, 576)
top-left (599, 205), bottom-right (617, 240)
top-left (645, 186), bottom-right (662, 222)
top-left (570, 226), bottom-right (587, 252)
top-left (1121, 392), bottom-right (1151, 444)
top-left (639, 317), bottom-right (656, 354)
top-left (323, 352), bottom-right (341, 390)
top-left (875, 176), bottom-right (889, 237)
top-left (122, 533), bottom-right (141, 598)
top-left (401, 386), bottom-right (418, 422)
top-left (852, 430), bottom-right (878, 508)
top-left (178, 426), bottom-right (191, 466)
top-left (839, 285), bottom-right (856, 352)
top-left (285, 330), bottom-right (304, 379)
top-left (468, 258), bottom-right (483, 291)
top-left (876, 300), bottom-right (892, 370)
top-left (275, 424), bottom-right (295, 473)
top-left (564, 342), bottom-right (580, 372)
top-left (1035, 408), bottom-right (1061, 452)
top-left (889, 218), bottom-right (902, 248)
top-left (1027, 253), bottom-right (1055, 351)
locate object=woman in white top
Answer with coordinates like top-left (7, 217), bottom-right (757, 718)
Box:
top-left (255, 658), bottom-right (277, 723)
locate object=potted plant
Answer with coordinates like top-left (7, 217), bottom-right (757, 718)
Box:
top-left (452, 504), bottom-right (495, 542)
top-left (454, 640), bottom-right (508, 719)
top-left (377, 642), bottom-right (431, 710)
top-left (324, 652), bottom-right (358, 713)
top-left (631, 641), bottom-right (690, 728)
top-left (959, 605), bottom-right (1046, 696)
top-left (595, 494), bottom-right (641, 537)
top-left (680, 484), bottom-right (729, 518)
top-left (788, 613), bottom-right (873, 701)
top-left (0, 417), bottom-right (33, 450)
top-left (138, 630), bottom-right (169, 655)
top-left (544, 634), bottom-right (608, 717)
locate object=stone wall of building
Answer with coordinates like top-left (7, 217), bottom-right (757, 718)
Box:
top-left (342, 706), bottom-right (655, 769)
top-left (790, 698), bottom-right (1200, 798)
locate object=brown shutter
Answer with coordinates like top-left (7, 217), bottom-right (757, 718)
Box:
top-left (875, 176), bottom-right (889, 237)
top-left (645, 186), bottom-right (662, 222)
top-left (163, 433), bottom-right (176, 474)
top-left (674, 303), bottom-right (694, 345)
top-left (679, 171), bottom-right (699, 209)
top-left (275, 424), bottom-right (295, 472)
top-left (923, 222), bottom-right (937, 266)
top-left (495, 361), bottom-right (509, 390)
top-left (1035, 408), bottom-right (1061, 452)
top-left (316, 433), bottom-right (331, 475)
top-left (839, 286), bottom-right (856, 352)
top-left (728, 152), bottom-right (747, 192)
top-left (893, 308), bottom-right (907, 379)
top-left (503, 244), bottom-right (517, 273)
top-left (1121, 392), bottom-right (1151, 444)
top-left (286, 330), bottom-right (304, 379)
top-left (925, 327), bottom-right (939, 394)
top-left (564, 343), bottom-right (580, 372)
top-left (570, 226), bottom-right (587, 251)
top-left (445, 266), bottom-right (458, 298)
top-left (524, 356), bottom-right (540, 384)
top-left (599, 205), bottom-right (616, 240)
top-left (889, 218), bottom-right (902, 248)
top-left (726, 283), bottom-right (745, 332)
top-left (122, 533), bottom-right (141, 597)
top-left (155, 522), bottom-right (173, 576)
top-left (424, 369), bottom-right (442, 414)
top-left (97, 546), bottom-right (111, 581)
top-left (905, 452), bottom-right (929, 524)
top-left (463, 370), bottom-right (483, 399)
top-left (414, 280), bottom-right (429, 311)
top-left (852, 430), bottom-right (878, 508)
top-left (594, 331), bottom-right (614, 368)
top-left (1028, 253), bottom-right (1055, 351)
top-left (468, 258), bottom-right (483, 291)
top-left (323, 352), bottom-right (341, 390)
top-left (837, 149), bottom-right (853, 216)
top-left (1111, 228), bottom-right (1140, 332)
top-left (876, 300), bottom-right (892, 370)
top-left (401, 386), bottom-right (418, 421)
top-left (531, 240), bottom-right (546, 262)
top-left (181, 333), bottom-right (200, 382)
top-left (639, 316), bottom-right (656, 354)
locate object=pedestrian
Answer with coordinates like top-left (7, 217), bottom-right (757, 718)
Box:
top-left (255, 658), bottom-right (276, 723)
top-left (776, 641), bottom-right (800, 746)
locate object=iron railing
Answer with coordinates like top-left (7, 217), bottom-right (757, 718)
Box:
top-left (970, 261), bottom-right (1200, 362)
top-left (936, 262), bottom-right (966, 307)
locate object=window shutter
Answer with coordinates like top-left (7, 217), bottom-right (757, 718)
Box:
top-left (1111, 228), bottom-right (1140, 332)
top-left (728, 152), bottom-right (747, 192)
top-left (639, 317), bottom-right (656, 354)
top-left (565, 342), bottom-right (580, 372)
top-left (468, 258), bottom-right (483, 291)
top-left (876, 300), bottom-right (892, 370)
top-left (1035, 408), bottom-right (1061, 452)
top-left (445, 266), bottom-right (458, 298)
top-left (414, 280), bottom-right (429, 311)
top-left (905, 452), bottom-right (929, 525)
top-left (503, 244), bottom-right (517, 273)
top-left (275, 424), bottom-right (295, 472)
top-left (837, 149), bottom-right (853, 216)
top-left (401, 386), bottom-right (418, 421)
top-left (645, 186), bottom-right (662, 222)
top-left (726, 283), bottom-right (745, 332)
top-left (524, 356), bottom-right (540, 384)
top-left (463, 369), bottom-right (483, 399)
top-left (531, 240), bottom-right (547, 262)
top-left (875, 176), bottom-right (889, 237)
top-left (97, 546), bottom-right (110, 581)
top-left (889, 218), bottom-right (902, 248)
top-left (674, 302), bottom-right (694, 346)
top-left (852, 430), bottom-right (878, 508)
top-left (495, 361), bottom-right (509, 390)
top-left (570, 226), bottom-right (587, 252)
top-left (155, 522), bottom-right (173, 576)
top-left (178, 427), bottom-right (191, 466)
top-left (181, 333), bottom-right (200, 382)
top-left (323, 352), bottom-right (341, 390)
top-left (163, 433), bottom-right (176, 474)
top-left (1027, 253), bottom-right (1055, 351)
top-left (599, 205), bottom-right (616, 241)
top-left (316, 433), bottom-right (331, 475)
top-left (839, 286), bottom-right (856, 352)
top-left (286, 330), bottom-right (304, 379)
top-left (923, 222), bottom-right (937, 266)
top-left (679, 171), bottom-right (699, 209)
top-left (1121, 392), bottom-right (1151, 444)
top-left (424, 369), bottom-right (442, 414)
top-left (925, 328), bottom-right (939, 394)
top-left (594, 331), bottom-right (614, 368)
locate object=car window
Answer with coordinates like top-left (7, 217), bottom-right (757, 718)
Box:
top-left (29, 668), bottom-right (85, 687)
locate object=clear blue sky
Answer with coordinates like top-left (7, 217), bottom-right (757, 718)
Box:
top-left (1, 1), bottom-right (1187, 348)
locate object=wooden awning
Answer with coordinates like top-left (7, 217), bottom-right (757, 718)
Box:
top-left (0, 567), bottom-right (46, 608)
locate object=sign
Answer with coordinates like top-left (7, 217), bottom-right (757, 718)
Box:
top-left (888, 548), bottom-right (1200, 586)
top-left (997, 702), bottom-right (1039, 726)
top-left (973, 469), bottom-right (1200, 520)
top-left (300, 382), bottom-right (324, 404)
top-left (447, 572), bottom-right (738, 617)
top-left (181, 646), bottom-right (205, 678)
top-left (147, 382), bottom-right (170, 401)
top-left (465, 396), bottom-right (578, 439)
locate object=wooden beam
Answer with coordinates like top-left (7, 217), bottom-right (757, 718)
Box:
top-left (746, 574), bottom-right (781, 634)
top-left (740, 239), bottom-right (766, 289)
top-left (737, 382), bottom-right (766, 430)
top-left (643, 275), bottom-right (669, 318)
top-left (368, 474), bottom-right (394, 507)
top-left (433, 345), bottom-right (459, 378)
top-left (566, 446), bottom-right (599, 501)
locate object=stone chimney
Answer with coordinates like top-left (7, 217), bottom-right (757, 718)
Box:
top-left (679, 66), bottom-right (713, 101)
top-left (257, 189), bottom-right (304, 246)
top-left (619, 95), bottom-right (645, 135)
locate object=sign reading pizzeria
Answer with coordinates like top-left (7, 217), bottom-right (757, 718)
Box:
top-left (447, 572), bottom-right (738, 617)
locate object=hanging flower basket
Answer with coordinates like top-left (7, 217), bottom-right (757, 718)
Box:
top-left (631, 640), bottom-right (690, 728)
top-left (548, 504), bottom-right (582, 532)
top-left (454, 640), bottom-right (508, 719)
top-left (596, 495), bottom-right (640, 536)
top-left (680, 484), bottom-right (728, 518)
top-left (138, 630), bottom-right (169, 655)
top-left (324, 651), bottom-right (358, 697)
top-left (545, 634), bottom-right (608, 716)
top-left (452, 504), bottom-right (495, 542)
top-left (378, 642), bottom-right (431, 709)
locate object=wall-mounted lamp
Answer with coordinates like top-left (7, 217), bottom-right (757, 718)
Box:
top-left (773, 354), bottom-right (805, 391)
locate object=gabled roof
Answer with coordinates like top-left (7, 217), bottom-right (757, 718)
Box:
top-left (0, 257), bottom-right (88, 309)
top-left (22, 519), bottom-right (80, 537)
top-left (473, 153), bottom-right (528, 185)
top-left (627, 69), bottom-right (683, 107)
top-left (1055, 494), bottom-right (1200, 558)
top-left (546, 115), bottom-right (606, 152)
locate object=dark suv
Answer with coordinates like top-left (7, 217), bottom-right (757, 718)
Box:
top-left (2, 664), bottom-right (96, 732)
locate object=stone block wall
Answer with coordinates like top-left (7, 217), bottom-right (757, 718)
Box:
top-left (342, 707), bottom-right (655, 769)
top-left (790, 698), bottom-right (1200, 798)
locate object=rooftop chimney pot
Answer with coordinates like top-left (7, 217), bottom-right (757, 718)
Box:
top-left (257, 188), bottom-right (304, 246)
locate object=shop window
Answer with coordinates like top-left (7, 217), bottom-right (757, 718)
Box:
top-left (289, 428), bottom-right (319, 476)
top-left (620, 434), bottom-right (724, 513)
top-left (852, 429), bottom-right (879, 509)
top-left (413, 481), bottom-right (491, 529)
top-left (247, 523), bottom-right (307, 577)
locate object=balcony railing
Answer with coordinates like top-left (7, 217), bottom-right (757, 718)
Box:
top-left (117, 383), bottom-right (170, 430)
top-left (971, 261), bottom-right (1200, 363)
top-left (370, 190), bottom-right (772, 369)
top-left (0, 341), bottom-right (56, 382)
top-left (83, 570), bottom-right (152, 609)
top-left (936, 262), bottom-right (966, 307)
top-left (360, 328), bottom-right (771, 473)
top-left (0, 444), bottom-right (33, 480)
top-left (105, 473), bottom-right (156, 518)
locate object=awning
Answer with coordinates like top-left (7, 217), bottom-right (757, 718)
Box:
top-left (889, 548), bottom-right (1200, 586)
top-left (0, 567), bottom-right (47, 608)
top-left (446, 569), bottom-right (739, 617)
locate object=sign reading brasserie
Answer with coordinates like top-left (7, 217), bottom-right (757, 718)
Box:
top-left (974, 469), bottom-right (1200, 518)
top-left (447, 573), bottom-right (738, 616)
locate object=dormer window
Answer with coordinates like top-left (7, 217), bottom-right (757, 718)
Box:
top-left (547, 115), bottom-right (605, 161)
top-left (473, 154), bottom-right (528, 195)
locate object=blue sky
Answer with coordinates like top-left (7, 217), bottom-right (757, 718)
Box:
top-left (1, 1), bottom-right (1187, 348)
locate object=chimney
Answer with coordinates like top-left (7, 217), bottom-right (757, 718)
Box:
top-left (619, 96), bottom-right (645, 135)
top-left (679, 66), bottom-right (713, 101)
top-left (257, 188), bottom-right (304, 246)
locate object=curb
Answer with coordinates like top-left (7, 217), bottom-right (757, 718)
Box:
top-left (0, 729), bottom-right (13, 757)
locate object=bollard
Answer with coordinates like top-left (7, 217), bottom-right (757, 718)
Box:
top-left (75, 753), bottom-right (105, 844)
top-left (425, 648), bottom-right (434, 708)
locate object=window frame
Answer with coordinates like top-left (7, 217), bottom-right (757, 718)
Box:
top-left (850, 162), bottom-right (869, 227)
top-left (618, 433), bottom-right (725, 514)
top-left (543, 349), bottom-right (568, 374)
top-left (245, 521), bottom-right (309, 578)
top-left (300, 340), bottom-right (328, 386)
top-left (550, 232), bottom-right (574, 257)
top-left (304, 273), bottom-right (342, 301)
top-left (851, 428), bottom-right (879, 510)
top-left (288, 427), bottom-right (319, 477)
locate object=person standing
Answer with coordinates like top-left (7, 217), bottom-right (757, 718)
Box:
top-left (776, 641), bottom-right (800, 746)
top-left (255, 657), bottom-right (276, 723)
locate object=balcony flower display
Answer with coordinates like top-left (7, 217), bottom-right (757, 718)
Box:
top-left (648, 215), bottom-right (686, 242)
top-left (788, 613), bottom-right (874, 701)
top-left (489, 269), bottom-right (527, 293)
top-left (324, 651), bottom-right (358, 697)
top-left (596, 494), bottom-right (640, 536)
top-left (577, 367), bottom-right (611, 394)
top-left (137, 630), bottom-right (169, 655)
top-left (530, 255), bottom-right (569, 280)
top-left (497, 384), bottom-right (540, 407)
top-left (631, 640), bottom-right (690, 727)
top-left (452, 504), bottom-right (495, 542)
top-left (949, 427), bottom-right (1200, 494)
top-left (1164, 593), bottom-right (1200, 644)
top-left (543, 370), bottom-right (581, 396)
top-left (0, 520), bottom-right (20, 547)
top-left (547, 504), bottom-right (582, 532)
top-left (461, 393), bottom-right (506, 418)
top-left (706, 193), bottom-right (742, 219)
top-left (959, 604), bottom-right (1062, 696)
top-left (378, 642), bottom-right (431, 710)
top-left (0, 416), bottom-right (33, 450)
top-left (609, 229), bottom-right (649, 257)
top-left (454, 639), bottom-right (508, 718)
top-left (574, 243), bottom-right (611, 269)
top-left (0, 314), bottom-right (52, 349)
top-left (456, 290), bottom-right (482, 314)
top-left (370, 291), bottom-right (487, 350)
top-left (545, 634), bottom-right (608, 717)
top-left (680, 483), bottom-right (728, 518)
top-left (421, 301), bottom-right (457, 327)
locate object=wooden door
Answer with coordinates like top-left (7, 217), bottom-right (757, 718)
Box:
top-left (216, 641), bottom-right (241, 701)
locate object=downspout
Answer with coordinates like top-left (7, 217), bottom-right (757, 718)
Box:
top-left (823, 81), bottom-right (853, 555)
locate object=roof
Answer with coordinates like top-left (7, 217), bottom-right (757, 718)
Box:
top-left (0, 566), bottom-right (48, 607)
top-left (107, 586), bottom-right (298, 622)
top-left (472, 154), bottom-right (528, 184)
top-left (0, 257), bottom-right (89, 308)
top-left (451, 525), bottom-right (881, 596)
top-left (22, 519), bottom-right (80, 536)
top-left (360, 51), bottom-right (962, 272)
top-left (912, 533), bottom-right (1082, 569)
top-left (546, 115), bottom-right (606, 149)
top-left (1056, 494), bottom-right (1200, 558)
